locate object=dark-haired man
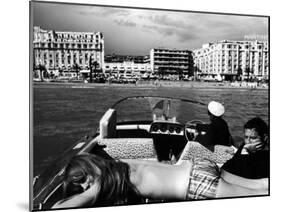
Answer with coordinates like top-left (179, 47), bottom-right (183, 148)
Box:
top-left (221, 117), bottom-right (269, 179)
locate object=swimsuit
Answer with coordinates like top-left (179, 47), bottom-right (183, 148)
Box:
top-left (187, 158), bottom-right (220, 199)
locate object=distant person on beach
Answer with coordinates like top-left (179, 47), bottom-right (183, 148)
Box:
top-left (195, 101), bottom-right (232, 147)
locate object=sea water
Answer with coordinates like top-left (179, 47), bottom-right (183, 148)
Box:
top-left (33, 83), bottom-right (269, 175)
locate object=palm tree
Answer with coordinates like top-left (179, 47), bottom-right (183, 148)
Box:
top-left (89, 56), bottom-right (93, 83)
top-left (158, 67), bottom-right (165, 79)
top-left (73, 63), bottom-right (81, 79)
top-left (187, 67), bottom-right (194, 78)
top-left (33, 65), bottom-right (39, 79)
top-left (92, 61), bottom-right (99, 77)
top-left (245, 67), bottom-right (253, 82)
top-left (236, 66), bottom-right (243, 81)
top-left (58, 68), bottom-right (63, 77)
top-left (193, 66), bottom-right (200, 81)
top-left (178, 69), bottom-right (183, 80)
top-left (89, 56), bottom-right (99, 83)
top-left (38, 64), bottom-right (47, 82)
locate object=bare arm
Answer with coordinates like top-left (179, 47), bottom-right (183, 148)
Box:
top-left (216, 177), bottom-right (269, 198)
top-left (52, 183), bottom-right (100, 209)
top-left (220, 169), bottom-right (268, 190)
top-left (121, 159), bottom-right (178, 167)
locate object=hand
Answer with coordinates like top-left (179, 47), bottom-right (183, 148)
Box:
top-left (82, 180), bottom-right (101, 205)
top-left (193, 130), bottom-right (199, 140)
top-left (244, 142), bottom-right (264, 154)
top-left (51, 182), bottom-right (100, 209)
top-left (224, 147), bottom-right (235, 155)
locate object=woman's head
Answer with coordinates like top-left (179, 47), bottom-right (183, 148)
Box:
top-left (63, 154), bottom-right (142, 206)
top-left (63, 154), bottom-right (101, 200)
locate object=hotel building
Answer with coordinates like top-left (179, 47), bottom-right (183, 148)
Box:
top-left (33, 26), bottom-right (104, 75)
top-left (193, 40), bottom-right (269, 81)
top-left (150, 48), bottom-right (194, 77)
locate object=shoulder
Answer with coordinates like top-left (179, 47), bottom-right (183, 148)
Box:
top-left (250, 150), bottom-right (269, 163)
top-left (211, 118), bottom-right (226, 126)
top-left (256, 150), bottom-right (269, 156)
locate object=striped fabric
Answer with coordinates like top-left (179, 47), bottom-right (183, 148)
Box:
top-left (187, 158), bottom-right (220, 199)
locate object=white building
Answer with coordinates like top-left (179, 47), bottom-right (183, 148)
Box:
top-left (193, 40), bottom-right (269, 81)
top-left (33, 26), bottom-right (104, 75)
top-left (103, 61), bottom-right (152, 79)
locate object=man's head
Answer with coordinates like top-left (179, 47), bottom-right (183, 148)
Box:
top-left (244, 117), bottom-right (268, 147)
top-left (208, 101), bottom-right (225, 120)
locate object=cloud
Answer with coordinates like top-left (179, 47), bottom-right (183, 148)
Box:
top-left (33, 2), bottom-right (269, 53)
top-left (143, 12), bottom-right (267, 41)
top-left (114, 19), bottom-right (137, 27)
top-left (176, 30), bottom-right (198, 42)
top-left (141, 14), bottom-right (207, 43)
top-left (78, 6), bottom-right (130, 17)
top-left (190, 14), bottom-right (268, 37)
top-left (142, 24), bottom-right (196, 42)
top-left (148, 14), bottom-right (190, 29)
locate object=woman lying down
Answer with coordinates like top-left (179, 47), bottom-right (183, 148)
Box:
top-left (52, 117), bottom-right (269, 209)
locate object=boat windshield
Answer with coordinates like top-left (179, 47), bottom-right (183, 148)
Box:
top-left (111, 96), bottom-right (209, 124)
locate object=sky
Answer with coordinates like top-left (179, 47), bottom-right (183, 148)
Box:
top-left (31, 1), bottom-right (268, 56)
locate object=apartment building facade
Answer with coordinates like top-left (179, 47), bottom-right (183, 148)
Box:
top-left (103, 61), bottom-right (152, 79)
top-left (33, 26), bottom-right (104, 75)
top-left (193, 40), bottom-right (269, 81)
top-left (150, 48), bottom-right (194, 77)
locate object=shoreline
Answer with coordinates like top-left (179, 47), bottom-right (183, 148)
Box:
top-left (33, 80), bottom-right (268, 90)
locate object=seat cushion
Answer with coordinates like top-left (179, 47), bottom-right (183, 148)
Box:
top-left (97, 138), bottom-right (157, 160)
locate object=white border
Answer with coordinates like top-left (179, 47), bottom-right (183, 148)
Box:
top-left (1, 0), bottom-right (279, 212)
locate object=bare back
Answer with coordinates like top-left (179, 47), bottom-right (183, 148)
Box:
top-left (124, 159), bottom-right (192, 200)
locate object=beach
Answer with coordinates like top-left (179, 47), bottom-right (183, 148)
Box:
top-left (34, 80), bottom-right (268, 90)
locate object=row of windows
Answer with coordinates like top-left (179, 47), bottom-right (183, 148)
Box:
top-left (196, 50), bottom-right (268, 57)
top-left (105, 66), bottom-right (149, 69)
top-left (54, 39), bottom-right (99, 43)
top-left (35, 49), bottom-right (100, 56)
top-left (154, 50), bottom-right (191, 54)
top-left (198, 57), bottom-right (267, 63)
top-left (106, 68), bottom-right (151, 72)
top-left (154, 55), bottom-right (191, 59)
top-left (41, 60), bottom-right (97, 67)
top-left (34, 43), bottom-right (101, 49)
top-left (55, 33), bottom-right (99, 40)
top-left (43, 58), bottom-right (91, 64)
top-left (35, 33), bottom-right (101, 43)
top-left (36, 38), bottom-right (99, 44)
top-left (37, 56), bottom-right (101, 65)
top-left (204, 43), bottom-right (267, 49)
top-left (196, 54), bottom-right (268, 63)
top-left (200, 65), bottom-right (268, 71)
top-left (220, 44), bottom-right (266, 49)
top-left (154, 59), bottom-right (191, 63)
